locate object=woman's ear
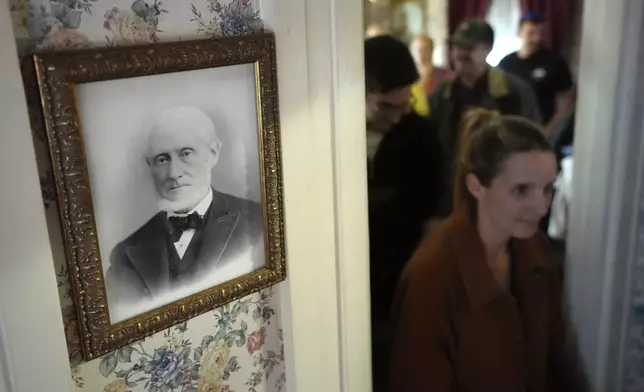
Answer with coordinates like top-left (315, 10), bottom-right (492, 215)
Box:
top-left (465, 173), bottom-right (485, 201)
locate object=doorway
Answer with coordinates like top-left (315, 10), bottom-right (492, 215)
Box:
top-left (360, 0), bottom-right (644, 391)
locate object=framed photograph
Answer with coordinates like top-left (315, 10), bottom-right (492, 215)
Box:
top-left (30, 33), bottom-right (286, 359)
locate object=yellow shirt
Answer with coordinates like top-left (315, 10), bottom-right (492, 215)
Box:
top-left (410, 81), bottom-right (429, 117)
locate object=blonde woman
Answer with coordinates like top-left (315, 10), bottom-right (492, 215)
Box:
top-left (409, 34), bottom-right (450, 116)
top-left (390, 109), bottom-right (587, 392)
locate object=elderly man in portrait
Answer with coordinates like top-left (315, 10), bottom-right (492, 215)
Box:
top-left (106, 106), bottom-right (263, 317)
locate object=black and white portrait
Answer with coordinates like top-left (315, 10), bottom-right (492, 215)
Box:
top-left (76, 65), bottom-right (265, 323)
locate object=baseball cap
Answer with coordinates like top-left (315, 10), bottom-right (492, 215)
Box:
top-left (451, 19), bottom-right (495, 48)
top-left (521, 11), bottom-right (546, 23)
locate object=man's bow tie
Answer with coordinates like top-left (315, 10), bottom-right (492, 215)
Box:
top-left (168, 212), bottom-right (203, 241)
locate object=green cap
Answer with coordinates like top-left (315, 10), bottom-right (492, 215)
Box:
top-left (451, 19), bottom-right (495, 48)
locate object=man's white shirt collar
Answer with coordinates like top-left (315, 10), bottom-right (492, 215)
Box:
top-left (167, 188), bottom-right (213, 218)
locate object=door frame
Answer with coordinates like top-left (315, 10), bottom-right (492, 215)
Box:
top-left (566, 0), bottom-right (644, 390)
top-left (256, 0), bottom-right (644, 389)
top-left (265, 0), bottom-right (372, 390)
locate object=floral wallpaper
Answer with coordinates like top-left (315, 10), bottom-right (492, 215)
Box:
top-left (87, 289), bottom-right (284, 392)
top-left (10, 0), bottom-right (262, 52)
top-left (9, 1), bottom-right (287, 392)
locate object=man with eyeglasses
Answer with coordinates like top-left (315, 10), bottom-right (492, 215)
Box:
top-left (364, 34), bottom-right (444, 392)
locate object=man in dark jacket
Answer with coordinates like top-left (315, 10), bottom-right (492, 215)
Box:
top-left (365, 35), bottom-right (444, 392)
top-left (429, 20), bottom-right (542, 218)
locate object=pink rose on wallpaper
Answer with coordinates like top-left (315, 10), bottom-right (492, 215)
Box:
top-left (246, 327), bottom-right (267, 354)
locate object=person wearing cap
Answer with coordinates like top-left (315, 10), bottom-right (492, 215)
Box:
top-left (499, 12), bottom-right (576, 137)
top-left (364, 34), bottom-right (444, 392)
top-left (428, 19), bottom-right (541, 219)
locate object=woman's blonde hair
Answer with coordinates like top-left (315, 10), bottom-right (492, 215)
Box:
top-left (453, 108), bottom-right (553, 212)
top-left (411, 34), bottom-right (434, 60)
top-left (413, 34), bottom-right (434, 48)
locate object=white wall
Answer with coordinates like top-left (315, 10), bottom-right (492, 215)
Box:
top-left (425, 0), bottom-right (448, 66)
top-left (485, 0), bottom-right (522, 66)
top-left (0, 0), bottom-right (73, 389)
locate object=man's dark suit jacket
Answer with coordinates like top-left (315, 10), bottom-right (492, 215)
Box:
top-left (368, 112), bottom-right (444, 323)
top-left (105, 189), bottom-right (262, 313)
top-left (368, 113), bottom-right (444, 392)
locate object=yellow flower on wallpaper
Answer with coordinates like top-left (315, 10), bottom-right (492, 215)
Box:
top-left (197, 381), bottom-right (221, 392)
top-left (198, 339), bottom-right (230, 391)
top-left (102, 378), bottom-right (129, 392)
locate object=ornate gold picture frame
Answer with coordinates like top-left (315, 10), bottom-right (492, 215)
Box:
top-left (30, 33), bottom-right (286, 360)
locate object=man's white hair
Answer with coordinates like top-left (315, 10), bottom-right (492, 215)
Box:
top-left (145, 106), bottom-right (222, 161)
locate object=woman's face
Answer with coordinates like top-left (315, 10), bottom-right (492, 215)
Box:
top-left (411, 38), bottom-right (433, 68)
top-left (468, 150), bottom-right (557, 239)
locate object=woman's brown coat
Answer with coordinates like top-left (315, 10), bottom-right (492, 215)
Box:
top-left (389, 207), bottom-right (587, 392)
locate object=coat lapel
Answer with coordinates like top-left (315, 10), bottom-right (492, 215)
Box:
top-left (124, 214), bottom-right (171, 297)
top-left (450, 206), bottom-right (503, 308)
top-left (450, 207), bottom-right (526, 385)
top-left (449, 206), bottom-right (551, 389)
top-left (512, 237), bottom-right (550, 391)
top-left (449, 205), bottom-right (549, 309)
top-left (195, 191), bottom-right (242, 271)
